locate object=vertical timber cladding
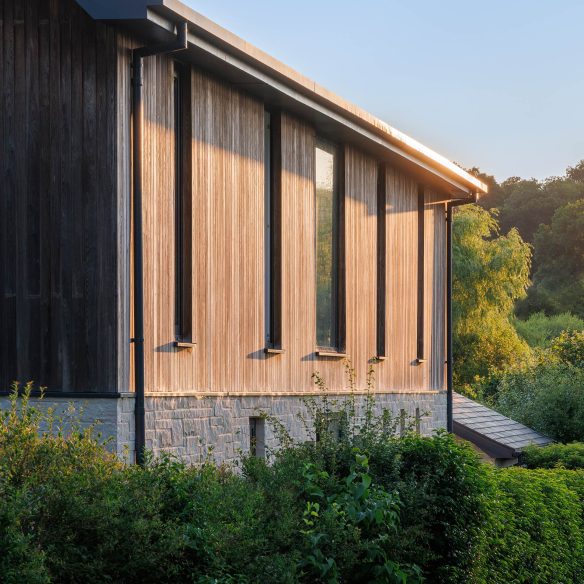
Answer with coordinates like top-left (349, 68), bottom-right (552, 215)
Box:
top-left (382, 168), bottom-right (446, 392)
top-left (0, 0), bottom-right (120, 392)
top-left (139, 60), bottom-right (447, 395)
top-left (344, 147), bottom-right (379, 388)
top-left (141, 64), bottom-right (267, 393)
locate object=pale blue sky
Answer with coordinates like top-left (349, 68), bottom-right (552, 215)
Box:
top-left (184, 0), bottom-right (584, 181)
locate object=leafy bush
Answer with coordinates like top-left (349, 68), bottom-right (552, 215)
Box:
top-left (513, 311), bottom-right (584, 348)
top-left (452, 205), bottom-right (532, 387)
top-left (265, 366), bottom-right (490, 584)
top-left (0, 382), bottom-right (422, 583)
top-left (476, 468), bottom-right (584, 584)
top-left (550, 329), bottom-right (584, 367)
top-left (3, 380), bottom-right (584, 583)
top-left (498, 364), bottom-right (584, 442)
top-left (489, 363), bottom-right (584, 443)
top-left (522, 442), bottom-right (584, 470)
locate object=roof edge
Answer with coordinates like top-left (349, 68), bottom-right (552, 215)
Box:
top-left (156, 1), bottom-right (487, 195)
top-left (76, 0), bottom-right (488, 195)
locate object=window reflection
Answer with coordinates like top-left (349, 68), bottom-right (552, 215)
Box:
top-left (315, 139), bottom-right (339, 349)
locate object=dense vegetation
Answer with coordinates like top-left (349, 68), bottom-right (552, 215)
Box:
top-left (453, 161), bottom-right (584, 446)
top-left (522, 442), bottom-right (584, 470)
top-left (1, 385), bottom-right (584, 583)
top-left (469, 160), bottom-right (584, 319)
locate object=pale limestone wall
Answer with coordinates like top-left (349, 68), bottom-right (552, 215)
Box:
top-left (1, 392), bottom-right (446, 466)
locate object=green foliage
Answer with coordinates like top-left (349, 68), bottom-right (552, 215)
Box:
top-left (521, 199), bottom-right (584, 318)
top-left (477, 329), bottom-right (584, 443)
top-left (522, 443), bottom-right (584, 470)
top-left (294, 451), bottom-right (419, 583)
top-left (265, 365), bottom-right (490, 584)
top-left (513, 311), bottom-right (584, 347)
top-left (498, 177), bottom-right (584, 244)
top-left (467, 167), bottom-right (508, 210)
top-left (364, 432), bottom-right (489, 584)
top-left (452, 205), bottom-right (532, 386)
top-left (3, 379), bottom-right (584, 583)
top-left (0, 482), bottom-right (49, 584)
top-left (476, 468), bottom-right (584, 584)
top-left (567, 159), bottom-right (584, 183)
top-left (550, 329), bottom-right (584, 367)
top-left (486, 363), bottom-right (584, 443)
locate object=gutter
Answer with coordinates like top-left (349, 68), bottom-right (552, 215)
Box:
top-left (132, 21), bottom-right (188, 465)
top-left (446, 193), bottom-right (478, 433)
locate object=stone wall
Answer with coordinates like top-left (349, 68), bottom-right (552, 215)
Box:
top-left (143, 391), bottom-right (447, 465)
top-left (0, 394), bottom-right (125, 454)
top-left (1, 392), bottom-right (447, 466)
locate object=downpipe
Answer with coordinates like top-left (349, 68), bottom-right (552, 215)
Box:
top-left (132, 21), bottom-right (188, 465)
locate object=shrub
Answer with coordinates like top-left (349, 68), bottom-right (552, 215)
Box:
top-left (264, 365), bottom-right (490, 584)
top-left (513, 311), bottom-right (584, 348)
top-left (365, 432), bottom-right (489, 584)
top-left (3, 379), bottom-right (584, 583)
top-left (476, 468), bottom-right (584, 584)
top-left (486, 362), bottom-right (584, 442)
top-left (522, 442), bottom-right (584, 470)
top-left (550, 329), bottom-right (584, 367)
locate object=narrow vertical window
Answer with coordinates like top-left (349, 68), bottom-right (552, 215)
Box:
top-left (376, 163), bottom-right (386, 359)
top-left (416, 185), bottom-right (425, 362)
top-left (174, 63), bottom-right (192, 343)
top-left (315, 138), bottom-right (344, 351)
top-left (264, 111), bottom-right (282, 350)
top-left (249, 417), bottom-right (265, 457)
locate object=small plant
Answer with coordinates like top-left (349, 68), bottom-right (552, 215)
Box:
top-left (263, 360), bottom-right (417, 458)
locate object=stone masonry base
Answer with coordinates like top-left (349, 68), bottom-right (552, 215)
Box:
top-left (1, 392), bottom-right (446, 465)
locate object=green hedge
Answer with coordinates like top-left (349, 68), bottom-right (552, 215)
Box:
top-left (476, 468), bottom-right (584, 584)
top-left (523, 442), bottom-right (584, 470)
top-left (2, 387), bottom-right (584, 583)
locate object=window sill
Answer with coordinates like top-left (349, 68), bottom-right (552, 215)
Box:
top-left (316, 350), bottom-right (348, 359)
top-left (174, 341), bottom-right (196, 349)
top-left (264, 347), bottom-right (285, 355)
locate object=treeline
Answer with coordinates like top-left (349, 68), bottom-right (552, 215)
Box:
top-left (470, 160), bottom-right (584, 318)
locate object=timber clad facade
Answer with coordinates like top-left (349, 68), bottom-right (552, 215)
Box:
top-left (0, 0), bottom-right (487, 463)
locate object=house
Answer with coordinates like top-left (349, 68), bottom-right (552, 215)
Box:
top-left (453, 392), bottom-right (553, 467)
top-left (0, 0), bottom-right (487, 464)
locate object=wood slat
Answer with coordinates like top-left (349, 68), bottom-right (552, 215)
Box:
top-left (0, 0), bottom-right (120, 392)
top-left (1, 5), bottom-right (448, 397)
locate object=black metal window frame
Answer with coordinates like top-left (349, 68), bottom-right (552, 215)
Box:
top-left (173, 62), bottom-right (193, 344)
top-left (416, 184), bottom-right (425, 362)
top-left (264, 110), bottom-right (283, 352)
top-left (314, 137), bottom-right (345, 353)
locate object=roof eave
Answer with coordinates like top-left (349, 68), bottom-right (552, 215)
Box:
top-left (454, 421), bottom-right (518, 460)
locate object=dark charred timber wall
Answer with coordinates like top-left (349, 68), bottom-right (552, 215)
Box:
top-left (0, 0), bottom-right (121, 392)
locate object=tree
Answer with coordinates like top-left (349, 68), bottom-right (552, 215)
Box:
top-left (453, 205), bottom-right (532, 387)
top-left (498, 177), bottom-right (584, 244)
top-left (466, 167), bottom-right (508, 210)
top-left (521, 200), bottom-right (584, 318)
top-left (566, 159), bottom-right (584, 183)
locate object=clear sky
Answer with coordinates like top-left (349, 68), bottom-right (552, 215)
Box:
top-left (183, 0), bottom-right (584, 182)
